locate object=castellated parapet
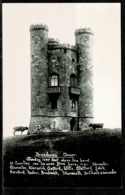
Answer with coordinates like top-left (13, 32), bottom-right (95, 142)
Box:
top-left (75, 27), bottom-right (94, 35)
top-left (30, 24), bottom-right (48, 31)
top-left (29, 24), bottom-right (94, 133)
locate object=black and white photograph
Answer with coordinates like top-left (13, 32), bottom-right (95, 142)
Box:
top-left (2, 2), bottom-right (121, 189)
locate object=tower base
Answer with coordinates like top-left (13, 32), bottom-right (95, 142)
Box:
top-left (28, 116), bottom-right (94, 134)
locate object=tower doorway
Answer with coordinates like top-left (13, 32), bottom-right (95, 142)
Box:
top-left (70, 117), bottom-right (77, 131)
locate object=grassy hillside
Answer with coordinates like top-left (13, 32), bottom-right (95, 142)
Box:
top-left (3, 128), bottom-right (121, 187)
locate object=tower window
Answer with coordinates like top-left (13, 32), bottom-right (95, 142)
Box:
top-left (77, 51), bottom-right (80, 63)
top-left (64, 48), bottom-right (67, 54)
top-left (72, 59), bottom-right (75, 64)
top-left (51, 74), bottom-right (58, 86)
top-left (72, 100), bottom-right (76, 112)
top-left (51, 99), bottom-right (57, 110)
top-left (70, 74), bottom-right (77, 87)
top-left (51, 57), bottom-right (56, 62)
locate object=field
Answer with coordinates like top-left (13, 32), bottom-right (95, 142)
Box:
top-left (3, 128), bottom-right (121, 187)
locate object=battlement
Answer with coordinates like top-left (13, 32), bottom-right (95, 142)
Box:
top-left (75, 27), bottom-right (93, 35)
top-left (48, 42), bottom-right (76, 52)
top-left (61, 44), bottom-right (77, 51)
top-left (48, 38), bottom-right (59, 45)
top-left (30, 24), bottom-right (48, 31)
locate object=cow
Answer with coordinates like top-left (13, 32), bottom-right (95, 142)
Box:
top-left (13, 126), bottom-right (28, 136)
top-left (89, 123), bottom-right (104, 129)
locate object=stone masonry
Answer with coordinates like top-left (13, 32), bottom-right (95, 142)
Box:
top-left (29, 24), bottom-right (94, 133)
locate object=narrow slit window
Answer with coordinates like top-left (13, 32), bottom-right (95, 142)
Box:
top-left (72, 100), bottom-right (76, 112)
top-left (64, 48), bottom-right (67, 54)
top-left (72, 59), bottom-right (75, 64)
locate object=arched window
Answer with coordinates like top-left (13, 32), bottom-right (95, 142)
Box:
top-left (51, 74), bottom-right (59, 86)
top-left (72, 100), bottom-right (76, 111)
top-left (70, 74), bottom-right (77, 87)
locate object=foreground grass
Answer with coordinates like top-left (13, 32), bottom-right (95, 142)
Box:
top-left (3, 128), bottom-right (121, 187)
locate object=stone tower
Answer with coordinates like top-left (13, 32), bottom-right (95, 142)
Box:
top-left (29, 24), bottom-right (94, 133)
top-left (29, 24), bottom-right (49, 129)
top-left (75, 28), bottom-right (94, 130)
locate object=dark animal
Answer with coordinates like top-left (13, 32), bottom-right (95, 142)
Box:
top-left (89, 123), bottom-right (104, 129)
top-left (13, 126), bottom-right (28, 135)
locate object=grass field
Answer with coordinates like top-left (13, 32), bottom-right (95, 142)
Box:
top-left (3, 128), bottom-right (121, 187)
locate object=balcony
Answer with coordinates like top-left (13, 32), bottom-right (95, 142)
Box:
top-left (48, 86), bottom-right (61, 94)
top-left (69, 87), bottom-right (80, 96)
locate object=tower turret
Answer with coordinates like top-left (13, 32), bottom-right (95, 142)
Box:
top-left (75, 28), bottom-right (94, 129)
top-left (29, 24), bottom-right (49, 131)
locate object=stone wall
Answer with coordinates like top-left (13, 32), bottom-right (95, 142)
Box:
top-left (29, 116), bottom-right (79, 133)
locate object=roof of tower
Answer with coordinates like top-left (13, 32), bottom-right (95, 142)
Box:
top-left (30, 24), bottom-right (48, 31)
top-left (75, 27), bottom-right (94, 35)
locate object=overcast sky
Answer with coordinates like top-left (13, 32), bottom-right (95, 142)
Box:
top-left (3, 3), bottom-right (121, 137)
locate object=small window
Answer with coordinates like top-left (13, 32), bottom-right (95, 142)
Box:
top-left (72, 59), bottom-right (75, 64)
top-left (51, 57), bottom-right (56, 62)
top-left (51, 74), bottom-right (58, 86)
top-left (70, 74), bottom-right (77, 87)
top-left (64, 48), bottom-right (67, 54)
top-left (51, 99), bottom-right (57, 110)
top-left (77, 52), bottom-right (79, 63)
top-left (72, 100), bottom-right (76, 112)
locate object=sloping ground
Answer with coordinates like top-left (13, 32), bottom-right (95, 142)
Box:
top-left (3, 128), bottom-right (121, 187)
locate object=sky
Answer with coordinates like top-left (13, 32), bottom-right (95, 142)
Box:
top-left (2, 3), bottom-right (121, 137)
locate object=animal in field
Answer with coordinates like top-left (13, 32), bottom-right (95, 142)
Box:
top-left (13, 126), bottom-right (28, 135)
top-left (89, 123), bottom-right (104, 129)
